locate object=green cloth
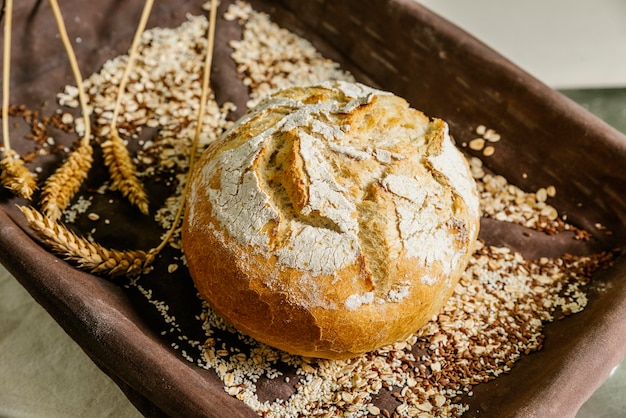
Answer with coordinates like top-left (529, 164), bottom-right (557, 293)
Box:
top-left (0, 266), bottom-right (141, 418)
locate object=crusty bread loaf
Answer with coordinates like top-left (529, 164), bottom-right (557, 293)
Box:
top-left (182, 81), bottom-right (480, 359)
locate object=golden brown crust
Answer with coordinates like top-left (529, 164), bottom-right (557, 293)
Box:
top-left (182, 81), bottom-right (480, 359)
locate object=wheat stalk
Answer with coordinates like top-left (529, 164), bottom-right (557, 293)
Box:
top-left (102, 0), bottom-right (154, 216)
top-left (18, 0), bottom-right (217, 280)
top-left (40, 142), bottom-right (93, 220)
top-left (0, 150), bottom-right (37, 199)
top-left (101, 129), bottom-right (150, 215)
top-left (37, 0), bottom-right (95, 219)
top-left (1, 0), bottom-right (37, 199)
top-left (152, 0), bottom-right (218, 255)
top-left (19, 205), bottom-right (155, 277)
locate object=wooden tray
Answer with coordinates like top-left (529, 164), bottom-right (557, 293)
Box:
top-left (1, 0), bottom-right (625, 416)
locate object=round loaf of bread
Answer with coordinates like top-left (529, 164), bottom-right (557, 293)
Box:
top-left (182, 81), bottom-right (480, 359)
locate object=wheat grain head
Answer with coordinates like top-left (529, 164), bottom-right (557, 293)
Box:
top-left (40, 141), bottom-right (93, 220)
top-left (101, 129), bottom-right (149, 215)
top-left (19, 205), bottom-right (153, 277)
top-left (0, 150), bottom-right (37, 199)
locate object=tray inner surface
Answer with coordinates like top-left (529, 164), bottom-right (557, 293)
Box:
top-left (1, 1), bottom-right (625, 417)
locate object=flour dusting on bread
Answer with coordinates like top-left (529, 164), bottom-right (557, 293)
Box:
top-left (189, 82), bottom-right (476, 282)
top-left (183, 81), bottom-right (480, 358)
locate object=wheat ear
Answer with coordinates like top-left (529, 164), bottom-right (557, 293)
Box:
top-left (40, 142), bottom-right (93, 220)
top-left (0, 151), bottom-right (37, 199)
top-left (1, 0), bottom-right (37, 199)
top-left (101, 0), bottom-right (154, 216)
top-left (19, 205), bottom-right (154, 277)
top-left (101, 130), bottom-right (149, 215)
top-left (40, 0), bottom-right (95, 220)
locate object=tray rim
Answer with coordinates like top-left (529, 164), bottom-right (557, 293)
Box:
top-left (1, 0), bottom-right (625, 417)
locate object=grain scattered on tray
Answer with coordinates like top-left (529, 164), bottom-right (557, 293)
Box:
top-left (465, 125), bottom-right (501, 157)
top-left (191, 4), bottom-right (610, 417)
top-left (226, 0), bottom-right (354, 108)
top-left (470, 156), bottom-right (574, 235)
top-left (63, 195), bottom-right (92, 224)
top-left (468, 138), bottom-right (485, 151)
top-left (57, 14), bottom-right (233, 245)
top-left (44, 2), bottom-right (614, 417)
top-left (87, 212), bottom-right (100, 221)
top-left (194, 236), bottom-right (610, 417)
top-left (482, 145), bottom-right (495, 156)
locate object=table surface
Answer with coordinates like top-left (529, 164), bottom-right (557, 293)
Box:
top-left (418, 0), bottom-right (626, 89)
top-left (2, 1), bottom-right (626, 417)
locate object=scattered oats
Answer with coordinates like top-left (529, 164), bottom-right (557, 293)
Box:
top-left (434, 394), bottom-right (446, 407)
top-left (468, 138), bottom-right (485, 151)
top-left (483, 129), bottom-right (500, 142)
top-left (229, 1), bottom-right (353, 108)
top-left (61, 112), bottom-right (74, 124)
top-left (87, 212), bottom-right (100, 221)
top-left (536, 187), bottom-right (548, 203)
top-left (470, 160), bottom-right (582, 235)
top-left (63, 195), bottom-right (92, 224)
top-left (482, 145), bottom-right (495, 157)
top-left (301, 362), bottom-right (315, 374)
top-left (417, 402), bottom-right (433, 412)
top-left (168, 263), bottom-right (179, 273)
top-left (472, 125), bottom-right (501, 156)
top-left (367, 405), bottom-right (381, 415)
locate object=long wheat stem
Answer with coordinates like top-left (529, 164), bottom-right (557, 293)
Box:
top-left (48, 0), bottom-right (90, 143)
top-left (152, 0), bottom-right (218, 255)
top-left (40, 0), bottom-right (94, 219)
top-left (110, 0), bottom-right (154, 129)
top-left (1, 0), bottom-right (13, 153)
top-left (0, 0), bottom-right (37, 199)
top-left (101, 0), bottom-right (154, 215)
top-left (20, 0), bottom-right (218, 279)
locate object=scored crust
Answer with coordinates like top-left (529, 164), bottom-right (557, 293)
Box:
top-left (182, 81), bottom-right (480, 359)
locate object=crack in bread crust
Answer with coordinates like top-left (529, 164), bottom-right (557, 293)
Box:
top-left (183, 81), bottom-right (480, 358)
top-left (190, 81), bottom-right (478, 289)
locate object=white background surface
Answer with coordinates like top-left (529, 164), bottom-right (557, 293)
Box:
top-left (418, 0), bottom-right (626, 89)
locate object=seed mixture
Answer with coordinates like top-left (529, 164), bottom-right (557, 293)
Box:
top-left (29, 1), bottom-right (615, 417)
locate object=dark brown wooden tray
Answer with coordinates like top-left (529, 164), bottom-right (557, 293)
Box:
top-left (1, 1), bottom-right (625, 417)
